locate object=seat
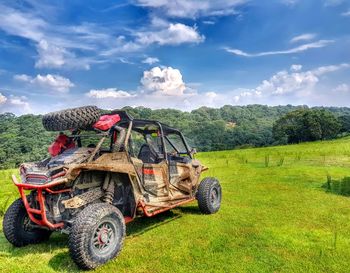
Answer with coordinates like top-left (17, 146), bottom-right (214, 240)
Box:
top-left (138, 144), bottom-right (158, 163)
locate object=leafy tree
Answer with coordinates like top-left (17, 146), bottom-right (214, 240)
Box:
top-left (338, 115), bottom-right (350, 133)
top-left (273, 109), bottom-right (340, 144)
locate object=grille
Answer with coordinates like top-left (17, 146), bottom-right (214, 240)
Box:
top-left (25, 174), bottom-right (48, 184)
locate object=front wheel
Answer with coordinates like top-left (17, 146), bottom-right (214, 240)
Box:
top-left (196, 177), bottom-right (222, 214)
top-left (3, 198), bottom-right (52, 247)
top-left (68, 203), bottom-right (126, 270)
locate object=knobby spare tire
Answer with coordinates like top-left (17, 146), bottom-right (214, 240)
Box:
top-left (42, 106), bottom-right (101, 131)
top-left (196, 177), bottom-right (222, 214)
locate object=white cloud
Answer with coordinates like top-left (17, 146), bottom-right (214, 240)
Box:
top-left (290, 33), bottom-right (317, 43)
top-left (134, 0), bottom-right (245, 18)
top-left (141, 66), bottom-right (187, 96)
top-left (257, 71), bottom-right (319, 95)
top-left (35, 39), bottom-right (83, 69)
top-left (233, 63), bottom-right (350, 103)
top-left (290, 64), bottom-right (303, 71)
top-left (87, 88), bottom-right (136, 98)
top-left (0, 93), bottom-right (30, 113)
top-left (36, 40), bottom-right (66, 68)
top-left (97, 20), bottom-right (204, 58)
top-left (32, 74), bottom-right (74, 93)
top-left (136, 23), bottom-right (204, 46)
top-left (13, 74), bottom-right (32, 82)
top-left (35, 39), bottom-right (93, 69)
top-left (202, 20), bottom-right (215, 25)
top-left (142, 57), bottom-right (160, 65)
top-left (332, 84), bottom-right (349, 92)
top-left (312, 63), bottom-right (350, 76)
top-left (8, 95), bottom-right (29, 107)
top-left (205, 92), bottom-right (218, 99)
top-left (225, 40), bottom-right (334, 57)
top-left (0, 93), bottom-right (7, 104)
top-left (14, 74), bottom-right (74, 93)
top-left (341, 10), bottom-right (350, 16)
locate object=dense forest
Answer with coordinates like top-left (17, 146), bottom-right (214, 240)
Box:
top-left (1, 104), bottom-right (350, 169)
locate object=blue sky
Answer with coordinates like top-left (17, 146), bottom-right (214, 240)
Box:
top-left (0, 0), bottom-right (349, 114)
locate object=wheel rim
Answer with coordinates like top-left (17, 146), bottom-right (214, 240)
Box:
top-left (210, 186), bottom-right (221, 208)
top-left (91, 220), bottom-right (117, 256)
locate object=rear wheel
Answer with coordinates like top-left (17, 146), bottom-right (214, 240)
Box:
top-left (42, 105), bottom-right (101, 131)
top-left (3, 198), bottom-right (52, 247)
top-left (196, 177), bottom-right (222, 214)
top-left (68, 203), bottom-right (126, 270)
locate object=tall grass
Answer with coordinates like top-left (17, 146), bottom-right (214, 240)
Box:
top-left (277, 156), bottom-right (285, 167)
top-left (264, 154), bottom-right (270, 167)
top-left (324, 175), bottom-right (350, 196)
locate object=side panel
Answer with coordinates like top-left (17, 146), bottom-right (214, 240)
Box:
top-left (142, 162), bottom-right (169, 197)
top-left (169, 161), bottom-right (202, 196)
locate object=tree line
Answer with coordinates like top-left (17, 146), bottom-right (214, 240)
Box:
top-left (1, 104), bottom-right (350, 169)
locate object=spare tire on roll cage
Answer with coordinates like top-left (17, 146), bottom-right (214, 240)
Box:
top-left (42, 106), bottom-right (101, 131)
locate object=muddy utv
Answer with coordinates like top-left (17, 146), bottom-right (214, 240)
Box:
top-left (3, 106), bottom-right (222, 270)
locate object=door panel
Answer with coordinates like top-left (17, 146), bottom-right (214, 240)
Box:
top-left (142, 162), bottom-right (169, 197)
top-left (169, 161), bottom-right (193, 194)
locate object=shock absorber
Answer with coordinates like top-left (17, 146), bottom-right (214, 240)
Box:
top-left (102, 173), bottom-right (115, 204)
top-left (104, 181), bottom-right (115, 204)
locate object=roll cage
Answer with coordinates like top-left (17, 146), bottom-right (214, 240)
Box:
top-left (97, 110), bottom-right (194, 162)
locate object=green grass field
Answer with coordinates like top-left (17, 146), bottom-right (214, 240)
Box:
top-left (2, 138), bottom-right (350, 272)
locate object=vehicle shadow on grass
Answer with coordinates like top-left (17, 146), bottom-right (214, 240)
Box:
top-left (0, 209), bottom-right (188, 272)
top-left (175, 205), bottom-right (202, 215)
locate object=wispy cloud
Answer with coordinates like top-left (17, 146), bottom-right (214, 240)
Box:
top-left (324, 0), bottom-right (344, 7)
top-left (100, 20), bottom-right (205, 57)
top-left (0, 3), bottom-right (204, 70)
top-left (142, 57), bottom-right (160, 65)
top-left (341, 10), bottom-right (350, 16)
top-left (202, 20), bottom-right (216, 25)
top-left (134, 0), bottom-right (246, 19)
top-left (282, 0), bottom-right (299, 6)
top-left (333, 83), bottom-right (349, 92)
top-left (290, 33), bottom-right (317, 43)
top-left (135, 23), bottom-right (204, 46)
top-left (225, 40), bottom-right (334, 57)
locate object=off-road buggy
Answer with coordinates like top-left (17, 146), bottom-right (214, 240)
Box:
top-left (3, 106), bottom-right (222, 270)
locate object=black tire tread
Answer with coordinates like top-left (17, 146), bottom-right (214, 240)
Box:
top-left (68, 203), bottom-right (126, 270)
top-left (197, 177), bottom-right (221, 214)
top-left (42, 106), bottom-right (101, 131)
top-left (3, 198), bottom-right (52, 247)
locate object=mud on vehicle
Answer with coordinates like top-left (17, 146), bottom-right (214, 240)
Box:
top-left (3, 106), bottom-right (222, 270)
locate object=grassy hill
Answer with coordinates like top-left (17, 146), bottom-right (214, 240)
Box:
top-left (1, 138), bottom-right (350, 272)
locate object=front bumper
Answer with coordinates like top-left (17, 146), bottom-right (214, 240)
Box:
top-left (12, 175), bottom-right (70, 229)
